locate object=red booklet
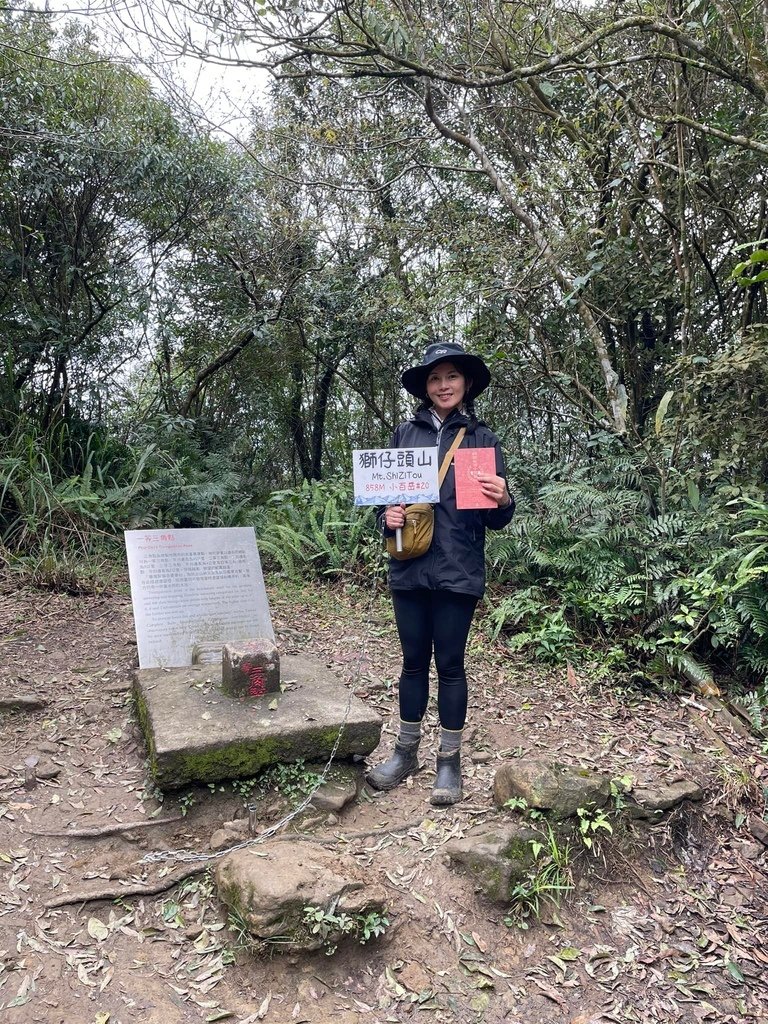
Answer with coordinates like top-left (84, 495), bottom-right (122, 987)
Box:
top-left (453, 447), bottom-right (497, 509)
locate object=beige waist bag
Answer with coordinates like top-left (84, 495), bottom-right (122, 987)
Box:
top-left (385, 428), bottom-right (466, 561)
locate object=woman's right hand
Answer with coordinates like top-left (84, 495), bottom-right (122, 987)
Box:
top-left (385, 504), bottom-right (407, 530)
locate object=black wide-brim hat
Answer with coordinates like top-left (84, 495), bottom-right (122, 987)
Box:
top-left (401, 341), bottom-right (492, 400)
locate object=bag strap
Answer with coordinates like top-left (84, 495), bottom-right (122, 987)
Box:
top-left (438, 427), bottom-right (466, 487)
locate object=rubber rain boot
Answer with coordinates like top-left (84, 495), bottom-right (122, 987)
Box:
top-left (430, 749), bottom-right (462, 805)
top-left (366, 740), bottom-right (420, 791)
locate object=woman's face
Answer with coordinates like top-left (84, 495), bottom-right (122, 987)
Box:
top-left (426, 361), bottom-right (469, 419)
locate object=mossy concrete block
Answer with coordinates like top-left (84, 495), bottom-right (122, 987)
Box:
top-left (133, 653), bottom-right (382, 789)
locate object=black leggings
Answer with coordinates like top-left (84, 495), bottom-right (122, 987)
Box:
top-left (391, 588), bottom-right (479, 731)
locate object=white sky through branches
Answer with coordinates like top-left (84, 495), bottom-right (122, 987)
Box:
top-left (37, 0), bottom-right (268, 138)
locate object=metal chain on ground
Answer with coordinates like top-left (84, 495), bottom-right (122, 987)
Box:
top-left (141, 570), bottom-right (382, 867)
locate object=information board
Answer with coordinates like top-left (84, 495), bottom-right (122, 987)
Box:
top-left (125, 527), bottom-right (273, 669)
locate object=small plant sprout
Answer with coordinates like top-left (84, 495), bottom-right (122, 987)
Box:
top-left (610, 774), bottom-right (633, 810)
top-left (231, 776), bottom-right (258, 800)
top-left (178, 792), bottom-right (196, 817)
top-left (301, 904), bottom-right (389, 954)
top-left (258, 761), bottom-right (323, 805)
top-left (504, 795), bottom-right (546, 821)
top-left (577, 806), bottom-right (613, 851)
top-left (504, 823), bottom-right (573, 929)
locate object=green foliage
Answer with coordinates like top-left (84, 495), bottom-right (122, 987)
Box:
top-left (256, 759), bottom-right (323, 805)
top-left (301, 903), bottom-right (389, 955)
top-left (504, 824), bottom-right (573, 930)
top-left (485, 453), bottom-right (768, 694)
top-left (733, 684), bottom-right (768, 749)
top-left (576, 807), bottom-right (614, 852)
top-left (609, 775), bottom-right (633, 812)
top-left (227, 905), bottom-right (259, 955)
top-left (0, 411), bottom-right (262, 564)
top-left (502, 796), bottom-right (546, 822)
top-left (251, 477), bottom-right (381, 581)
top-left (178, 792), bottom-right (197, 817)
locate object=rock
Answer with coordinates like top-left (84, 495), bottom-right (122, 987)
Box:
top-left (221, 639), bottom-right (280, 698)
top-left (470, 750), bottom-right (493, 765)
top-left (493, 759), bottom-right (611, 818)
top-left (0, 696), bottom-right (48, 712)
top-left (183, 922), bottom-right (205, 940)
top-left (0, 765), bottom-right (10, 779)
top-left (210, 828), bottom-right (232, 851)
top-left (650, 728), bottom-right (683, 746)
top-left (627, 779), bottom-right (703, 819)
top-left (309, 769), bottom-right (359, 813)
top-left (398, 960), bottom-right (432, 994)
top-left (37, 741), bottom-right (59, 754)
top-left (35, 760), bottom-right (61, 780)
top-left (445, 823), bottom-right (540, 902)
top-left (749, 814), bottom-right (768, 846)
top-left (738, 842), bottom-right (763, 861)
top-left (326, 813), bottom-right (339, 826)
top-left (214, 843), bottom-right (388, 952)
top-left (222, 818), bottom-right (249, 838)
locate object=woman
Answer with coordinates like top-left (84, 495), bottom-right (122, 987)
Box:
top-left (367, 341), bottom-right (514, 805)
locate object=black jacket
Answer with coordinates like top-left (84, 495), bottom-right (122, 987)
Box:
top-left (380, 408), bottom-right (514, 597)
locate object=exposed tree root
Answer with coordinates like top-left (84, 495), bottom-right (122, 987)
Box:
top-left (29, 815), bottom-right (184, 839)
top-left (44, 863), bottom-right (205, 909)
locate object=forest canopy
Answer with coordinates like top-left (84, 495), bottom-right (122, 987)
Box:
top-left (1, 1), bottom-right (767, 705)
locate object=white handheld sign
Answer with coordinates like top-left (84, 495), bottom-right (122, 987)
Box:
top-left (352, 447), bottom-right (440, 506)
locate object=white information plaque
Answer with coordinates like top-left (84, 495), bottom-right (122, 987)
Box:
top-left (125, 527), bottom-right (274, 669)
top-left (352, 447), bottom-right (440, 506)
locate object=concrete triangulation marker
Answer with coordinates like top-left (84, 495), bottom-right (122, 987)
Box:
top-left (134, 652), bottom-right (382, 790)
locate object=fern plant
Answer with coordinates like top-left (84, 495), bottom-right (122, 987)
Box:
top-left (250, 477), bottom-right (381, 581)
top-left (484, 461), bottom-right (768, 692)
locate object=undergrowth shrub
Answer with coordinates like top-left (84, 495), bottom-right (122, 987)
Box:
top-left (249, 477), bottom-right (382, 581)
top-left (0, 415), bottom-right (257, 582)
top-left (485, 462), bottom-right (768, 691)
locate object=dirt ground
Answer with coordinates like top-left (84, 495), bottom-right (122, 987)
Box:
top-left (1, 572), bottom-right (767, 1024)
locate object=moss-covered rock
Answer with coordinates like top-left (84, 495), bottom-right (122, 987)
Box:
top-left (445, 823), bottom-right (540, 902)
top-left (214, 843), bottom-right (389, 952)
top-left (493, 759), bottom-right (611, 818)
top-left (132, 653), bottom-right (382, 789)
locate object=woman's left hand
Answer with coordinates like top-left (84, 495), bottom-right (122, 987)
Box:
top-left (476, 473), bottom-right (511, 508)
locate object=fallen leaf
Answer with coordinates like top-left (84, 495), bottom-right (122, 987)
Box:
top-left (257, 991), bottom-right (272, 1019)
top-left (77, 963), bottom-right (96, 987)
top-left (726, 961), bottom-right (745, 983)
top-left (530, 977), bottom-right (567, 1008)
top-left (88, 918), bottom-right (110, 942)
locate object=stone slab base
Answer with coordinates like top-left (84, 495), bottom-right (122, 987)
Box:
top-left (134, 653), bottom-right (382, 790)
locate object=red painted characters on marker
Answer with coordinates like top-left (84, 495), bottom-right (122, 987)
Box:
top-left (241, 659), bottom-right (267, 697)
